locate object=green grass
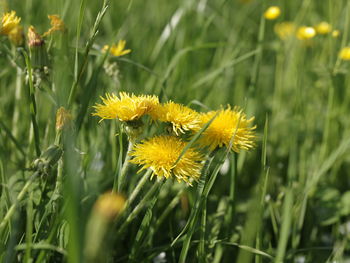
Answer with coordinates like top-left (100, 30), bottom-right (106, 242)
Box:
top-left (1, 0), bottom-right (350, 262)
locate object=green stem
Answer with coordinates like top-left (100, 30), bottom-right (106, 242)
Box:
top-left (117, 141), bottom-right (133, 192)
top-left (0, 172), bottom-right (39, 232)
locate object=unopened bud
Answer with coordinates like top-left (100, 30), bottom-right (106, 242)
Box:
top-left (27, 26), bottom-right (44, 47)
top-left (56, 107), bottom-right (72, 130)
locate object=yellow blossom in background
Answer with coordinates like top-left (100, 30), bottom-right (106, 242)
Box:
top-left (339, 47), bottom-right (350, 61)
top-left (150, 102), bottom-right (201, 135)
top-left (332, 30), bottom-right (340, 38)
top-left (93, 92), bottom-right (159, 122)
top-left (274, 22), bottom-right (295, 40)
top-left (8, 24), bottom-right (23, 45)
top-left (43, 14), bottom-right (65, 37)
top-left (196, 107), bottom-right (256, 152)
top-left (314, 22), bottom-right (332, 35)
top-left (130, 135), bottom-right (204, 184)
top-left (102, 40), bottom-right (131, 57)
top-left (93, 192), bottom-right (126, 221)
top-left (264, 6), bottom-right (281, 20)
top-left (296, 26), bottom-right (316, 40)
top-left (0, 11), bottom-right (20, 35)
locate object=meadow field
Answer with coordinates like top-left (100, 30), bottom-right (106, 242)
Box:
top-left (1, 0), bottom-right (350, 262)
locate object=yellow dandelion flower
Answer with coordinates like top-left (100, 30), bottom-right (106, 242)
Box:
top-left (339, 47), bottom-right (350, 61)
top-left (8, 24), bottom-right (23, 46)
top-left (264, 6), bottom-right (281, 20)
top-left (296, 26), bottom-right (316, 40)
top-left (93, 92), bottom-right (159, 122)
top-left (93, 192), bottom-right (126, 221)
top-left (274, 22), bottom-right (295, 40)
top-left (43, 14), bottom-right (66, 37)
top-left (130, 135), bottom-right (204, 184)
top-left (196, 107), bottom-right (256, 152)
top-left (314, 22), bottom-right (332, 35)
top-left (150, 102), bottom-right (201, 135)
top-left (102, 40), bottom-right (131, 57)
top-left (332, 30), bottom-right (340, 38)
top-left (0, 11), bottom-right (20, 35)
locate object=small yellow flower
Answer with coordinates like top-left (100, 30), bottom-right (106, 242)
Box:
top-left (274, 22), bottom-right (295, 40)
top-left (43, 14), bottom-right (66, 37)
top-left (314, 22), bottom-right (332, 35)
top-left (93, 192), bottom-right (126, 221)
top-left (130, 135), bottom-right (204, 184)
top-left (264, 6), bottom-right (281, 20)
top-left (27, 25), bottom-right (44, 47)
top-left (8, 24), bottom-right (23, 46)
top-left (93, 92), bottom-right (159, 122)
top-left (296, 26), bottom-right (316, 40)
top-left (332, 30), bottom-right (340, 38)
top-left (150, 102), bottom-right (201, 135)
top-left (102, 40), bottom-right (131, 57)
top-left (0, 11), bottom-right (21, 35)
top-left (339, 47), bottom-right (350, 61)
top-left (196, 107), bottom-right (256, 152)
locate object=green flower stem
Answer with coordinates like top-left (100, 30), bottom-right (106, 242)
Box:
top-left (126, 169), bottom-right (152, 206)
top-left (116, 178), bottom-right (163, 237)
top-left (117, 141), bottom-right (133, 192)
top-left (0, 172), bottom-right (39, 232)
top-left (22, 50), bottom-right (41, 157)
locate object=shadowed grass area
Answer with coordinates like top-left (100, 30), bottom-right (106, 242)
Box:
top-left (1, 0), bottom-right (350, 262)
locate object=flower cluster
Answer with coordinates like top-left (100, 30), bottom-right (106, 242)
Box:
top-left (93, 92), bottom-right (256, 185)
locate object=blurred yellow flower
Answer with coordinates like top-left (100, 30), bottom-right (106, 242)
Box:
top-left (296, 26), bottom-right (316, 40)
top-left (274, 22), bottom-right (295, 40)
top-left (332, 30), bottom-right (340, 38)
top-left (150, 102), bottom-right (201, 135)
top-left (8, 24), bottom-right (23, 45)
top-left (339, 47), bottom-right (350, 61)
top-left (43, 14), bottom-right (65, 37)
top-left (314, 22), bottom-right (332, 35)
top-left (0, 10), bottom-right (20, 35)
top-left (196, 107), bottom-right (256, 152)
top-left (264, 6), bottom-right (281, 20)
top-left (93, 192), bottom-right (126, 221)
top-left (93, 92), bottom-right (159, 122)
top-left (102, 40), bottom-right (131, 57)
top-left (130, 135), bottom-right (204, 184)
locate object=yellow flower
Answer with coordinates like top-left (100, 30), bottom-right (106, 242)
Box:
top-left (0, 11), bottom-right (21, 35)
top-left (93, 92), bottom-right (159, 122)
top-left (43, 14), bottom-right (65, 37)
top-left (264, 6), bottom-right (281, 20)
top-left (150, 102), bottom-right (201, 135)
top-left (93, 192), bottom-right (126, 221)
top-left (296, 26), bottom-right (316, 40)
top-left (130, 135), bottom-right (204, 184)
top-left (314, 22), bottom-right (332, 35)
top-left (102, 40), bottom-right (131, 57)
top-left (332, 30), bottom-right (340, 38)
top-left (339, 47), bottom-right (350, 61)
top-left (196, 107), bottom-right (256, 152)
top-left (274, 22), bottom-right (295, 40)
top-left (8, 24), bottom-right (23, 45)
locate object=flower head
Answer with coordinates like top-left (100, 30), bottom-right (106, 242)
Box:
top-left (1, 11), bottom-right (21, 35)
top-left (264, 6), bottom-right (281, 20)
top-left (332, 30), bottom-right (340, 38)
top-left (196, 107), bottom-right (256, 152)
top-left (296, 26), bottom-right (316, 40)
top-left (130, 135), bottom-right (204, 184)
top-left (43, 14), bottom-right (66, 37)
top-left (93, 92), bottom-right (159, 122)
top-left (274, 22), bottom-right (295, 40)
top-left (339, 47), bottom-right (350, 61)
top-left (150, 102), bottom-right (201, 135)
top-left (93, 192), bottom-right (126, 221)
top-left (8, 24), bottom-right (23, 46)
top-left (314, 22), bottom-right (332, 35)
top-left (102, 40), bottom-right (131, 57)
